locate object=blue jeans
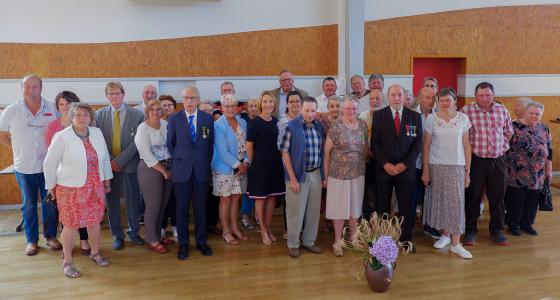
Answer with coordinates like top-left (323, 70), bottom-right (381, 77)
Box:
top-left (14, 171), bottom-right (58, 243)
top-left (240, 193), bottom-right (254, 215)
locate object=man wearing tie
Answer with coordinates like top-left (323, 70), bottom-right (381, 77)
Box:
top-left (372, 84), bottom-right (422, 252)
top-left (95, 81), bottom-right (145, 250)
top-left (167, 86), bottom-right (214, 260)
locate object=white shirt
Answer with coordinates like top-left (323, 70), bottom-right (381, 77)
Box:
top-left (185, 109), bottom-right (198, 132)
top-left (415, 105), bottom-right (436, 169)
top-left (389, 106), bottom-right (404, 121)
top-left (134, 121), bottom-right (171, 168)
top-left (135, 102), bottom-right (146, 112)
top-left (110, 103), bottom-right (127, 129)
top-left (43, 126), bottom-right (113, 189)
top-left (0, 98), bottom-right (58, 174)
top-left (315, 94), bottom-right (330, 113)
top-left (424, 112), bottom-right (471, 166)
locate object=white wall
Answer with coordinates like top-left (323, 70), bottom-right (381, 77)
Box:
top-left (1, 0), bottom-right (558, 43)
top-left (0, 75), bottom-right (416, 107)
top-left (364, 0), bottom-right (560, 21)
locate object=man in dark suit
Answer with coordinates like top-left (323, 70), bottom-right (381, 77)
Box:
top-left (372, 84), bottom-right (422, 249)
top-left (96, 81), bottom-right (145, 250)
top-left (270, 69), bottom-right (309, 118)
top-left (167, 86), bottom-right (214, 260)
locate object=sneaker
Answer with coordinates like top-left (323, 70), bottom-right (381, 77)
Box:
top-left (160, 228), bottom-right (167, 239)
top-left (172, 226), bottom-right (178, 239)
top-left (433, 235), bottom-right (451, 249)
top-left (138, 216), bottom-right (145, 225)
top-left (424, 225), bottom-right (441, 239)
top-left (450, 244), bottom-right (473, 259)
top-left (463, 232), bottom-right (476, 246)
top-left (492, 231), bottom-right (509, 246)
top-left (241, 217), bottom-right (255, 231)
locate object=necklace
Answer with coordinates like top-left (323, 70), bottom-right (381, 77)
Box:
top-left (72, 126), bottom-right (89, 139)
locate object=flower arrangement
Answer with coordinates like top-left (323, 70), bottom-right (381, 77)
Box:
top-left (346, 213), bottom-right (412, 273)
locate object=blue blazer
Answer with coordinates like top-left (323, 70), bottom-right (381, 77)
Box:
top-left (167, 110), bottom-right (214, 183)
top-left (212, 115), bottom-right (249, 175)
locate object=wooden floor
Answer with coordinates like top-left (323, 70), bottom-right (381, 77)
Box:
top-left (1, 201), bottom-right (560, 300)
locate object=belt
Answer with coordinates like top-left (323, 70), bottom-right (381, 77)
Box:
top-left (473, 155), bottom-right (501, 161)
top-left (305, 167), bottom-right (319, 172)
top-left (159, 159), bottom-right (172, 163)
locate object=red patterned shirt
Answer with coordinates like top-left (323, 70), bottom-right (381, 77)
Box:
top-left (461, 102), bottom-right (513, 158)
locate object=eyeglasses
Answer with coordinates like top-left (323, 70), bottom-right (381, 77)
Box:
top-left (280, 79), bottom-right (293, 83)
top-left (107, 92), bottom-right (123, 96)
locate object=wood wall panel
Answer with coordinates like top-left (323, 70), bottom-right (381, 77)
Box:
top-left (365, 5), bottom-right (560, 75)
top-left (0, 25), bottom-right (337, 79)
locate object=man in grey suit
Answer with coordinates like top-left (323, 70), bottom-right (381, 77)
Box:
top-left (96, 81), bottom-right (145, 250)
top-left (270, 69), bottom-right (309, 118)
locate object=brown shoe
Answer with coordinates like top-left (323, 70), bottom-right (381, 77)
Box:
top-left (302, 244), bottom-right (323, 254)
top-left (46, 238), bottom-right (62, 250)
top-left (25, 243), bottom-right (39, 256)
top-left (288, 248), bottom-right (300, 258)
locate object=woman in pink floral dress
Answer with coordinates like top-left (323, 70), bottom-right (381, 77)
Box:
top-left (44, 102), bottom-right (113, 278)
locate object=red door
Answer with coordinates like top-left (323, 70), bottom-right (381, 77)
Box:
top-left (412, 57), bottom-right (464, 97)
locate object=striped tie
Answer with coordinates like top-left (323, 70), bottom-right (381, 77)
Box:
top-left (188, 114), bottom-right (197, 142)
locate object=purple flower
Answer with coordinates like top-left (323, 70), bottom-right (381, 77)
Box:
top-left (369, 235), bottom-right (398, 266)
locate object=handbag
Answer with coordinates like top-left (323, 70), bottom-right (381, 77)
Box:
top-left (538, 178), bottom-right (553, 211)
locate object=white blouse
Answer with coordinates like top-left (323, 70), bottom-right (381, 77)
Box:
top-left (134, 120), bottom-right (171, 168)
top-left (424, 112), bottom-right (471, 166)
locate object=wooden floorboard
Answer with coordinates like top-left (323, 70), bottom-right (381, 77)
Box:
top-left (1, 199), bottom-right (559, 300)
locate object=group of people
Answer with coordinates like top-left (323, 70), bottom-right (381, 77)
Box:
top-left (0, 71), bottom-right (552, 278)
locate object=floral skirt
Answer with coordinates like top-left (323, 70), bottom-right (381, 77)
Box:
top-left (212, 172), bottom-right (247, 197)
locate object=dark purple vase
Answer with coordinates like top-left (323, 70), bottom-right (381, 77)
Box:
top-left (364, 263), bottom-right (394, 293)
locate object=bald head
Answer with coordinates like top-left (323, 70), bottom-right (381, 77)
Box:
top-left (418, 87), bottom-right (436, 112)
top-left (22, 74), bottom-right (43, 102)
top-left (142, 85), bottom-right (158, 104)
top-left (369, 89), bottom-right (383, 111)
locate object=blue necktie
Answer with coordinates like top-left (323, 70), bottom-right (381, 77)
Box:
top-left (188, 114), bottom-right (197, 142)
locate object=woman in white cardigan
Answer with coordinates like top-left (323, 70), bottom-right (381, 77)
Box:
top-left (44, 102), bottom-right (113, 278)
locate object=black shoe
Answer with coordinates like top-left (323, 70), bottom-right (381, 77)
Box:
top-left (112, 238), bottom-right (124, 250)
top-left (177, 245), bottom-right (189, 260)
top-left (423, 225), bottom-right (441, 239)
top-left (508, 227), bottom-right (522, 236)
top-left (128, 234), bottom-right (145, 246)
top-left (196, 243), bottom-right (213, 256)
top-left (138, 216), bottom-right (145, 225)
top-left (521, 226), bottom-right (538, 236)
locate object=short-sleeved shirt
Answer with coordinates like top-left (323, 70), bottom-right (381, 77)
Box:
top-left (327, 119), bottom-right (367, 179)
top-left (315, 94), bottom-right (329, 113)
top-left (424, 112), bottom-right (471, 166)
top-left (460, 102), bottom-right (513, 158)
top-left (0, 98), bottom-right (58, 174)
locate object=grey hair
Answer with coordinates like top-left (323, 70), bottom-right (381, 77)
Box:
top-left (220, 94), bottom-right (237, 106)
top-left (368, 73), bottom-right (384, 83)
top-left (516, 97), bottom-right (533, 110)
top-left (526, 101), bottom-right (545, 114)
top-left (68, 102), bottom-right (96, 126)
top-left (220, 81), bottom-right (234, 89)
